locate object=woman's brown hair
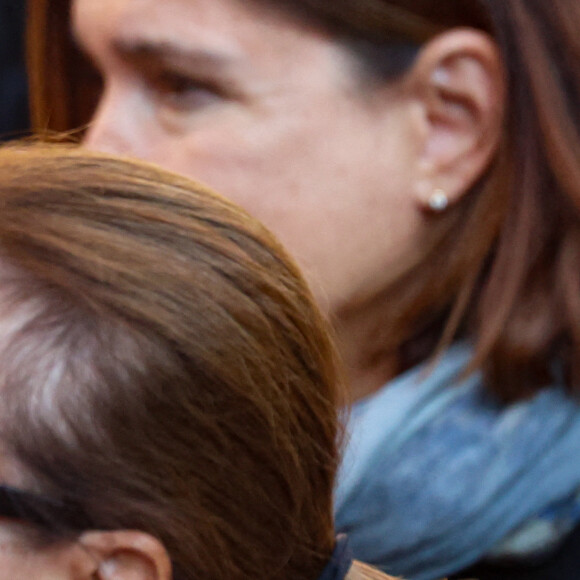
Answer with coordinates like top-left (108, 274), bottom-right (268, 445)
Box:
top-left (0, 143), bottom-right (343, 579)
top-left (26, 0), bottom-right (580, 401)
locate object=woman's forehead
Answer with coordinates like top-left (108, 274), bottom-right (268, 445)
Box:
top-left (71, 0), bottom-right (346, 98)
top-left (71, 0), bottom-right (320, 62)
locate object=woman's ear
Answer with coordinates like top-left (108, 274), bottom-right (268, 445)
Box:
top-left (79, 530), bottom-right (172, 580)
top-left (405, 28), bottom-right (505, 209)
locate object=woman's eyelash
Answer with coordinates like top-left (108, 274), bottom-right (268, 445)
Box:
top-left (152, 71), bottom-right (209, 94)
top-left (145, 69), bottom-right (223, 113)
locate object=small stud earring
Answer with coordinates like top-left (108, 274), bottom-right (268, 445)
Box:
top-left (427, 189), bottom-right (449, 212)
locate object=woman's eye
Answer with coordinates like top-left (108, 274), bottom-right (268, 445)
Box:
top-left (149, 71), bottom-right (221, 112)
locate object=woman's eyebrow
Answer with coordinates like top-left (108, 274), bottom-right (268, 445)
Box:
top-left (112, 39), bottom-right (243, 75)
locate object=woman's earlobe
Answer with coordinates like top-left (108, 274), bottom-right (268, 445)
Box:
top-left (79, 530), bottom-right (172, 580)
top-left (409, 28), bottom-right (506, 206)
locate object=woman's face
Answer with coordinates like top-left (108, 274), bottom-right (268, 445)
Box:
top-left (73, 0), bottom-right (427, 315)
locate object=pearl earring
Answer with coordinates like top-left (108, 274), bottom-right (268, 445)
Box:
top-left (427, 189), bottom-right (449, 212)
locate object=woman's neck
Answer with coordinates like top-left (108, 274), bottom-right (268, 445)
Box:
top-left (333, 305), bottom-right (403, 402)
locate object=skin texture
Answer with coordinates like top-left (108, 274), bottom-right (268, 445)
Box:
top-left (72, 0), bottom-right (504, 398)
top-left (73, 0), bottom-right (428, 374)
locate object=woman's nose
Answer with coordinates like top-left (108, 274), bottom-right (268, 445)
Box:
top-left (83, 88), bottom-right (145, 158)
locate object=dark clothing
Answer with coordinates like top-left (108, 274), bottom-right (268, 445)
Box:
top-left (449, 521), bottom-right (580, 580)
top-left (319, 536), bottom-right (353, 580)
top-left (0, 1), bottom-right (29, 139)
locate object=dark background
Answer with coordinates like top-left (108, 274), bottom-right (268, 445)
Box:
top-left (0, 2), bottom-right (29, 139)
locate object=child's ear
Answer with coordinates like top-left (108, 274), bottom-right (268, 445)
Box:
top-left (79, 529), bottom-right (172, 580)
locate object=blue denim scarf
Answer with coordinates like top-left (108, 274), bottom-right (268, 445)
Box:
top-left (335, 343), bottom-right (580, 580)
